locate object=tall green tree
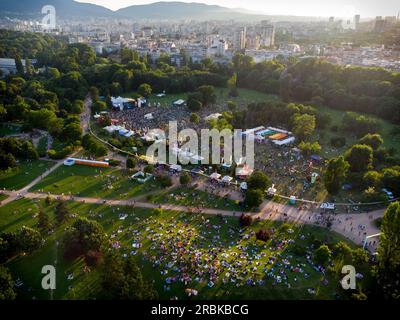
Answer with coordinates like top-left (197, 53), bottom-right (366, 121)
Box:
top-left (292, 113), bottom-right (316, 141)
top-left (137, 83), bottom-right (152, 98)
top-left (345, 144), bottom-right (374, 172)
top-left (376, 202), bottom-right (400, 299)
top-left (244, 189), bottom-right (264, 208)
top-left (37, 209), bottom-right (51, 234)
top-left (313, 245), bottom-right (332, 266)
top-left (101, 250), bottom-right (157, 300)
top-left (14, 55), bottom-right (24, 75)
top-left (63, 217), bottom-right (106, 259)
top-left (324, 156), bottom-right (350, 194)
top-left (247, 171), bottom-right (271, 191)
top-left (0, 266), bottom-right (16, 300)
top-left (55, 201), bottom-right (69, 225)
top-left (359, 133), bottom-right (384, 151)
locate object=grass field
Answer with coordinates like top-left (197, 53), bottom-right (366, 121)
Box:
top-left (1, 199), bottom-right (359, 300)
top-left (126, 87), bottom-right (278, 109)
top-left (30, 164), bottom-right (162, 200)
top-left (315, 106), bottom-right (400, 158)
top-left (0, 160), bottom-right (55, 191)
top-left (149, 186), bottom-right (243, 211)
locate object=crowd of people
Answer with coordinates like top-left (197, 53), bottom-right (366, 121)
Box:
top-left (108, 103), bottom-right (212, 137)
top-left (105, 212), bottom-right (333, 299)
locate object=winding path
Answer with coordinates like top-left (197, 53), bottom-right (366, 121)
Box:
top-left (0, 95), bottom-right (386, 249)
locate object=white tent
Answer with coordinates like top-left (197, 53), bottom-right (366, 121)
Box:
top-left (236, 165), bottom-right (254, 177)
top-left (191, 154), bottom-right (205, 162)
top-left (204, 113), bottom-right (222, 121)
top-left (320, 203), bottom-right (335, 210)
top-left (111, 96), bottom-right (135, 111)
top-left (131, 171), bottom-right (153, 183)
top-left (119, 128), bottom-right (129, 136)
top-left (221, 176), bottom-right (233, 183)
top-left (267, 184), bottom-right (277, 196)
top-left (124, 131), bottom-right (135, 138)
top-left (104, 125), bottom-right (125, 134)
top-left (210, 172), bottom-right (221, 180)
top-left (273, 136), bottom-right (295, 146)
top-left (173, 99), bottom-right (185, 106)
top-left (170, 164), bottom-right (182, 172)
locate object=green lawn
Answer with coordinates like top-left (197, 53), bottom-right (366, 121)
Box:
top-left (0, 160), bottom-right (55, 191)
top-left (149, 186), bottom-right (243, 211)
top-left (30, 164), bottom-right (162, 200)
top-left (1, 199), bottom-right (361, 300)
top-left (125, 87), bottom-right (278, 109)
top-left (315, 105), bottom-right (400, 158)
top-left (0, 123), bottom-right (23, 137)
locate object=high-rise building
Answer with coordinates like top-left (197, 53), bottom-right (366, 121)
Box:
top-left (260, 20), bottom-right (275, 47)
top-left (246, 35), bottom-right (260, 50)
top-left (233, 26), bottom-right (246, 51)
top-left (354, 15), bottom-right (361, 30)
top-left (374, 16), bottom-right (386, 33)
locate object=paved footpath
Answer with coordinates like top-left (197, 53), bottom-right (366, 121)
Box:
top-left (0, 95), bottom-right (385, 248)
top-left (1, 189), bottom-right (384, 247)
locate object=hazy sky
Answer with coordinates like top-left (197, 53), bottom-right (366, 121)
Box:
top-left (75, 0), bottom-right (399, 17)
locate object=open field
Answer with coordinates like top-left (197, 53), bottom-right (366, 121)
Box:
top-left (0, 160), bottom-right (55, 190)
top-left (125, 87), bottom-right (279, 109)
top-left (30, 164), bottom-right (162, 200)
top-left (315, 105), bottom-right (400, 158)
top-left (149, 186), bottom-right (243, 211)
top-left (1, 199), bottom-right (359, 300)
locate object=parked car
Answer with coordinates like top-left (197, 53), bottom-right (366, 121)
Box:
top-left (381, 188), bottom-right (394, 200)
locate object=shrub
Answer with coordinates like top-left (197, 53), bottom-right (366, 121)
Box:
top-left (179, 173), bottom-right (191, 185)
top-left (157, 175), bottom-right (172, 188)
top-left (256, 229), bottom-right (272, 242)
top-left (239, 214), bottom-right (253, 227)
top-left (84, 250), bottom-right (103, 267)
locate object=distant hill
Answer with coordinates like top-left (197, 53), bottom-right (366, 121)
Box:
top-left (116, 1), bottom-right (268, 21)
top-left (0, 0), bottom-right (321, 22)
top-left (0, 0), bottom-right (113, 19)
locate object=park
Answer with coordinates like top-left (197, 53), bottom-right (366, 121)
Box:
top-left (0, 28), bottom-right (399, 301)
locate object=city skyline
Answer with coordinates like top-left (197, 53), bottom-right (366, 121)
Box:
top-left (76, 0), bottom-right (399, 18)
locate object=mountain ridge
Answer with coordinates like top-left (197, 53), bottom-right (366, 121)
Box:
top-left (0, 1), bottom-right (323, 22)
top-left (0, 0), bottom-right (268, 21)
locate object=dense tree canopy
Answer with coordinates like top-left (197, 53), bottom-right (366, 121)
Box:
top-left (376, 202), bottom-right (400, 299)
top-left (345, 144), bottom-right (374, 173)
top-left (324, 156), bottom-right (350, 194)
